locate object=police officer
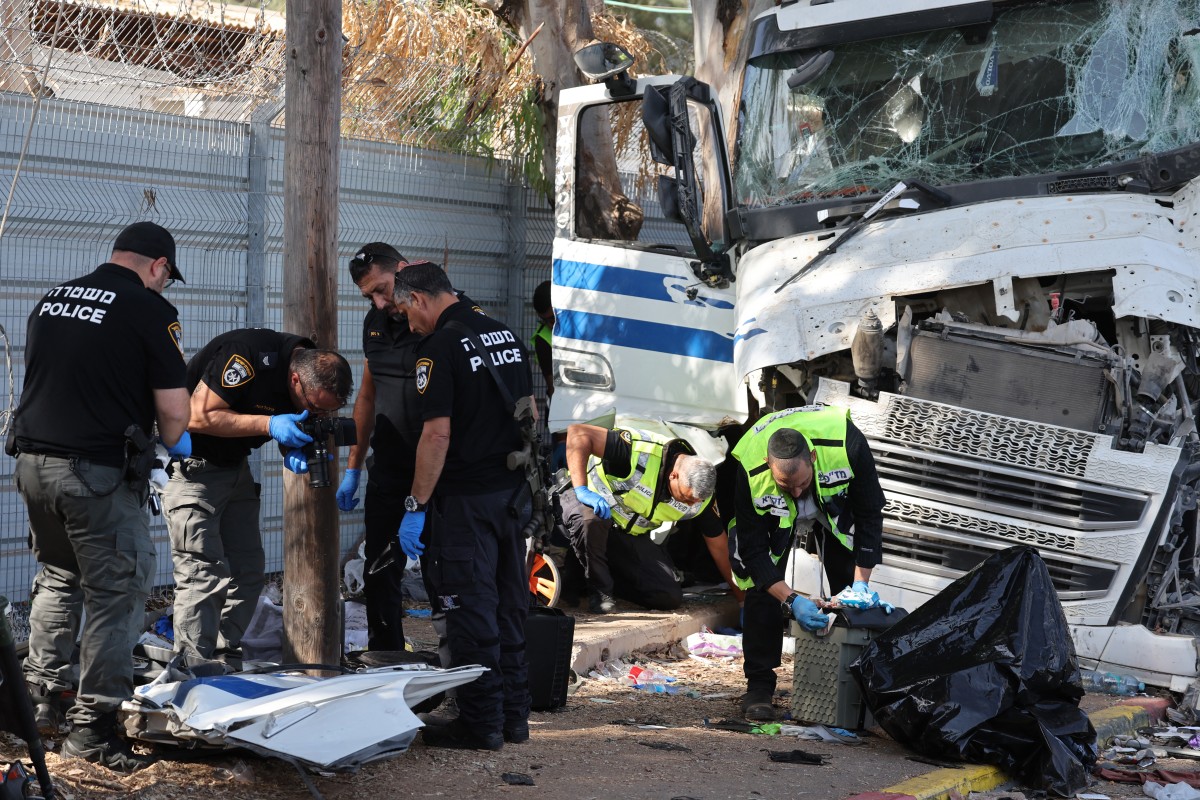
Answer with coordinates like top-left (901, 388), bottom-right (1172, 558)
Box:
top-left (728, 406), bottom-right (886, 721)
top-left (337, 243), bottom-right (482, 652)
top-left (162, 329), bottom-right (352, 669)
top-left (393, 262), bottom-right (533, 751)
top-left (12, 221), bottom-right (190, 771)
top-left (562, 424), bottom-right (717, 613)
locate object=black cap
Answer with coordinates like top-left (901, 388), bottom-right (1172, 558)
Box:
top-left (113, 221), bottom-right (183, 283)
top-left (353, 242), bottom-right (405, 264)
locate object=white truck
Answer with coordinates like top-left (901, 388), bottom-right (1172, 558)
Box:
top-left (549, 0), bottom-right (1200, 690)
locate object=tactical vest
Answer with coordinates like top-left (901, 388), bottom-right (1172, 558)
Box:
top-left (729, 407), bottom-right (856, 586)
top-left (587, 429), bottom-right (711, 535)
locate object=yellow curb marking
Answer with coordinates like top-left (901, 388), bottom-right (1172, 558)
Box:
top-left (884, 765), bottom-right (1008, 800)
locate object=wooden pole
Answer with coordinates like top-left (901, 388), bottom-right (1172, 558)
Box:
top-left (282, 0), bottom-right (341, 667)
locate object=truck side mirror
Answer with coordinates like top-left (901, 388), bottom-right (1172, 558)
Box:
top-left (574, 42), bottom-right (637, 98)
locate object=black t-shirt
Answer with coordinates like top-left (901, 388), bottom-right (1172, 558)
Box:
top-left (187, 328), bottom-right (314, 467)
top-left (362, 292), bottom-right (480, 479)
top-left (415, 300), bottom-right (532, 495)
top-left (14, 263), bottom-right (187, 467)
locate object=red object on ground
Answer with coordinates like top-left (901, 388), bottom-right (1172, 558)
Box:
top-left (1117, 695), bottom-right (1171, 723)
top-left (1095, 767), bottom-right (1200, 787)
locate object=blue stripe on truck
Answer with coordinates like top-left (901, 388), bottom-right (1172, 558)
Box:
top-left (553, 258), bottom-right (734, 310)
top-left (556, 308), bottom-right (734, 364)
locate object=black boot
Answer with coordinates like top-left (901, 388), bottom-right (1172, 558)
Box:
top-left (26, 682), bottom-right (67, 737)
top-left (61, 714), bottom-right (156, 773)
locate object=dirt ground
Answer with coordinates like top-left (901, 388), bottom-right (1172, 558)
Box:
top-left (2, 603), bottom-right (1197, 800)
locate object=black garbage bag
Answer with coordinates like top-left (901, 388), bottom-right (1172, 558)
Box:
top-left (851, 545), bottom-right (1096, 797)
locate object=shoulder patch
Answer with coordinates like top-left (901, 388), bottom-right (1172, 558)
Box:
top-left (618, 429), bottom-right (633, 444)
top-left (168, 321), bottom-right (184, 357)
top-left (222, 354), bottom-right (255, 388)
top-left (415, 358), bottom-right (433, 394)
top-left (369, 330), bottom-right (383, 338)
top-left (472, 305), bottom-right (485, 315)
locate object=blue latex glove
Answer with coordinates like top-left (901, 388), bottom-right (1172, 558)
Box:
top-left (337, 468), bottom-right (361, 511)
top-left (283, 448), bottom-right (309, 474)
top-left (164, 431), bottom-right (192, 459)
top-left (832, 580), bottom-right (893, 613)
top-left (790, 595), bottom-right (830, 632)
top-left (574, 486), bottom-right (611, 520)
top-left (269, 410), bottom-right (312, 449)
top-left (399, 510), bottom-right (426, 560)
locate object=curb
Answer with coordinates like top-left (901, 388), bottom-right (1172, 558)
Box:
top-left (844, 700), bottom-right (1155, 800)
top-left (569, 596), bottom-right (738, 673)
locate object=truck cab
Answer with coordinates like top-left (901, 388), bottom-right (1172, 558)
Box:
top-left (551, 0), bottom-right (1200, 689)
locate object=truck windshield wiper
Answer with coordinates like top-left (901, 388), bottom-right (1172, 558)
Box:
top-left (775, 179), bottom-right (950, 293)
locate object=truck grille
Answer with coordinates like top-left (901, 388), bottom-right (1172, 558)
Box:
top-left (872, 442), bottom-right (1148, 531)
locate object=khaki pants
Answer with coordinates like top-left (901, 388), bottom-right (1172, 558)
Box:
top-left (162, 457), bottom-right (264, 665)
top-left (16, 453), bottom-right (154, 727)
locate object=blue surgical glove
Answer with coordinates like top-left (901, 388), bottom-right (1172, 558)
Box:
top-left (164, 431), bottom-right (192, 459)
top-left (269, 410), bottom-right (312, 449)
top-left (399, 510), bottom-right (426, 560)
top-left (790, 595), bottom-right (830, 632)
top-left (574, 486), bottom-right (611, 520)
top-left (283, 448), bottom-right (309, 474)
top-left (337, 468), bottom-right (361, 511)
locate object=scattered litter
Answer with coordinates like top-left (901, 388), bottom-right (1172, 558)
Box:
top-left (686, 627), bottom-right (743, 658)
top-left (1076, 794), bottom-right (1110, 800)
top-left (608, 716), bottom-right (670, 728)
top-left (776, 724), bottom-right (863, 745)
top-left (765, 748), bottom-right (824, 765)
top-left (637, 740), bottom-right (691, 752)
top-left (501, 772), bottom-right (535, 786)
top-left (701, 692), bottom-right (733, 700)
top-left (589, 698), bottom-right (618, 705)
top-left (1144, 781), bottom-right (1200, 800)
top-left (404, 609), bottom-right (432, 618)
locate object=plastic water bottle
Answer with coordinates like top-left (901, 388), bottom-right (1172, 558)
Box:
top-left (1081, 668), bottom-right (1144, 696)
top-left (626, 665), bottom-right (675, 685)
top-left (632, 683), bottom-right (680, 695)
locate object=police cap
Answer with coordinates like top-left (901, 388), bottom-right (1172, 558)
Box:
top-left (114, 221), bottom-right (184, 283)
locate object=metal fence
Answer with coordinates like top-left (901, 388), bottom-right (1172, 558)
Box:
top-left (0, 90), bottom-right (554, 637)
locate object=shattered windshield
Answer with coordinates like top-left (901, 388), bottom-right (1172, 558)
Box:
top-left (735, 0), bottom-right (1200, 207)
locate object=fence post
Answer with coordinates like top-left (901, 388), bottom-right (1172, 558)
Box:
top-left (505, 178), bottom-right (527, 331)
top-left (246, 99), bottom-right (281, 329)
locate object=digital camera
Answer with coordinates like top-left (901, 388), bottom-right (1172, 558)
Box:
top-left (300, 416), bottom-right (357, 489)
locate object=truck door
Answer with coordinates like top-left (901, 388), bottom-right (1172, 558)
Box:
top-left (549, 77), bottom-right (745, 431)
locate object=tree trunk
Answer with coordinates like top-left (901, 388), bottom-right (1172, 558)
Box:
top-left (692, 0), bottom-right (772, 155)
top-left (478, 0), bottom-right (642, 240)
top-left (282, 0), bottom-right (342, 669)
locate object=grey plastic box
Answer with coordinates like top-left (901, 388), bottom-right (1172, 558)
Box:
top-left (789, 622), bottom-right (875, 730)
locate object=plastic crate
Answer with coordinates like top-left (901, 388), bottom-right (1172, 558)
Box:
top-left (789, 622), bottom-right (874, 730)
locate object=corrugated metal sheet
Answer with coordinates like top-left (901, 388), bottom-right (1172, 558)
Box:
top-left (0, 91), bottom-right (554, 629)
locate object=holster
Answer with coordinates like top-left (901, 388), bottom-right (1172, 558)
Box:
top-left (123, 424), bottom-right (156, 483)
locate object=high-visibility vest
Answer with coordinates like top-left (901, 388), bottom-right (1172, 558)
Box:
top-left (531, 321), bottom-right (552, 364)
top-left (587, 428), bottom-right (711, 535)
top-left (728, 406), bottom-right (855, 587)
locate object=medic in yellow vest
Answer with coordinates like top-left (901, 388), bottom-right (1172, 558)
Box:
top-left (727, 405), bottom-right (886, 722)
top-left (562, 424), bottom-right (717, 613)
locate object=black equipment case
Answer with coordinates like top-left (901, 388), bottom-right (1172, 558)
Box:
top-left (525, 605), bottom-right (574, 710)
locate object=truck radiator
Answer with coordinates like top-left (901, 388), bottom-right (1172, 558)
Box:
top-left (904, 327), bottom-right (1110, 432)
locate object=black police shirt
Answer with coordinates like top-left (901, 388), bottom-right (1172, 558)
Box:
top-left (415, 300), bottom-right (531, 495)
top-left (362, 292), bottom-right (480, 479)
top-left (187, 328), bottom-right (315, 467)
top-left (14, 263), bottom-right (187, 467)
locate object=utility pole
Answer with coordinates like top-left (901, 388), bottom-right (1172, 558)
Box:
top-left (281, 0), bottom-right (342, 667)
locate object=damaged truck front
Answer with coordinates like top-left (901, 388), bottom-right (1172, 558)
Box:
top-left (550, 0), bottom-right (1200, 690)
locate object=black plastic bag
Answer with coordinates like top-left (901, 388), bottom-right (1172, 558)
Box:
top-left (851, 545), bottom-right (1096, 797)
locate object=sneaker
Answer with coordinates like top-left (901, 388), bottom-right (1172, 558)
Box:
top-left (741, 691), bottom-right (776, 722)
top-left (503, 723), bottom-right (530, 744)
top-left (61, 724), bottom-right (156, 773)
top-left (589, 591), bottom-right (616, 614)
top-left (421, 719), bottom-right (503, 751)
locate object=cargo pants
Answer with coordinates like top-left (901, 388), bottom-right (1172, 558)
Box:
top-left (16, 453), bottom-right (154, 727)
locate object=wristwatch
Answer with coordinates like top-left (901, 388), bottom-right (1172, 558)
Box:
top-left (782, 591), bottom-right (801, 619)
top-left (404, 496), bottom-right (426, 513)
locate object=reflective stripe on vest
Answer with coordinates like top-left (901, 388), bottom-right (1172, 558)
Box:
top-left (587, 428), bottom-right (710, 535)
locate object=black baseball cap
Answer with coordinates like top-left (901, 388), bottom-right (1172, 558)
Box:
top-left (113, 221), bottom-right (184, 283)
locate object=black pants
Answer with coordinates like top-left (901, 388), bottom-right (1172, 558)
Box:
top-left (560, 488), bottom-right (682, 610)
top-left (743, 526), bottom-right (855, 695)
top-left (427, 488), bottom-right (531, 738)
top-left (363, 475), bottom-right (412, 651)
